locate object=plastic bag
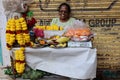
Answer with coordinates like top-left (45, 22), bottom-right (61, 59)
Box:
top-left (2, 0), bottom-right (34, 19)
top-left (64, 20), bottom-right (92, 41)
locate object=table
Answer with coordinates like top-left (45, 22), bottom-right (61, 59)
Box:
top-left (12, 47), bottom-right (97, 79)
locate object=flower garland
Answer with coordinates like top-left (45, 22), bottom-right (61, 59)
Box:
top-left (34, 24), bottom-right (64, 31)
top-left (15, 17), bottom-right (31, 47)
top-left (14, 48), bottom-right (25, 74)
top-left (6, 17), bottom-right (31, 74)
top-left (6, 19), bottom-right (16, 50)
top-left (6, 17), bottom-right (31, 50)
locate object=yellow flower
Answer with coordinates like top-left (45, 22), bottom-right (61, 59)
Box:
top-left (6, 17), bottom-right (31, 74)
top-left (22, 24), bottom-right (27, 28)
top-left (15, 20), bottom-right (20, 23)
top-left (16, 23), bottom-right (21, 27)
top-left (59, 26), bottom-right (64, 30)
top-left (22, 27), bottom-right (27, 30)
top-left (19, 17), bottom-right (25, 23)
top-left (21, 22), bottom-right (26, 25)
top-left (20, 47), bottom-right (25, 51)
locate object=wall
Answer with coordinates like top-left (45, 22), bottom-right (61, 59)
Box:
top-left (0, 0), bottom-right (11, 66)
top-left (29, 0), bottom-right (120, 71)
top-left (0, 30), bottom-right (3, 65)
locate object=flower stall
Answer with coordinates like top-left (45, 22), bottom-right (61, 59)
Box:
top-left (1, 0), bottom-right (97, 80)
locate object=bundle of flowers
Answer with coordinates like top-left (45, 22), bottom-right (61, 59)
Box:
top-left (34, 24), bottom-right (63, 31)
top-left (5, 17), bottom-right (31, 74)
top-left (33, 27), bottom-right (44, 38)
top-left (6, 17), bottom-right (31, 50)
top-left (14, 48), bottom-right (25, 74)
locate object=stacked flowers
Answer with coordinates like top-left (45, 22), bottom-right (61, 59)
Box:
top-left (15, 17), bottom-right (30, 46)
top-left (6, 19), bottom-right (16, 50)
top-left (34, 24), bottom-right (64, 31)
top-left (6, 17), bottom-right (31, 74)
top-left (14, 48), bottom-right (25, 74)
top-left (6, 17), bottom-right (31, 50)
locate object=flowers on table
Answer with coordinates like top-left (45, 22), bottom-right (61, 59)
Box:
top-left (34, 24), bottom-right (64, 31)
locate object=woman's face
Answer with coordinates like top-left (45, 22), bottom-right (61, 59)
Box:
top-left (59, 5), bottom-right (70, 22)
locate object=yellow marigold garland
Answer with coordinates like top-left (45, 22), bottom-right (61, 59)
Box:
top-left (14, 48), bottom-right (25, 74)
top-left (34, 24), bottom-right (64, 31)
top-left (6, 19), bottom-right (16, 50)
top-left (6, 17), bottom-right (31, 49)
top-left (6, 17), bottom-right (31, 74)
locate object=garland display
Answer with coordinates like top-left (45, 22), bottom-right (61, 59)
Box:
top-left (6, 17), bottom-right (31, 74)
top-left (6, 17), bottom-right (31, 50)
top-left (14, 48), bottom-right (25, 74)
top-left (5, 17), bottom-right (47, 79)
top-left (5, 16), bottom-right (94, 79)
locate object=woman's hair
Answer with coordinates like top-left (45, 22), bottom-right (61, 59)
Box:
top-left (58, 3), bottom-right (71, 14)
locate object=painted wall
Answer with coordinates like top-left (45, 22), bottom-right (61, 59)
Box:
top-left (0, 32), bottom-right (3, 65)
top-left (0, 0), bottom-right (11, 66)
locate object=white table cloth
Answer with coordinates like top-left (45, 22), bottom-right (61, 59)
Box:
top-left (13, 47), bottom-right (97, 79)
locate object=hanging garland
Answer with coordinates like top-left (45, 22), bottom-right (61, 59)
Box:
top-left (6, 17), bottom-right (31, 50)
top-left (6, 18), bottom-right (16, 50)
top-left (14, 48), bottom-right (25, 74)
top-left (6, 17), bottom-right (31, 74)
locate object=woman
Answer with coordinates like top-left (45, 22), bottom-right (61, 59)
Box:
top-left (48, 3), bottom-right (76, 37)
top-left (51, 3), bottom-right (90, 80)
top-left (50, 3), bottom-right (76, 27)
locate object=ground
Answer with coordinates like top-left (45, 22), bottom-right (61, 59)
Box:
top-left (0, 66), bottom-right (69, 80)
